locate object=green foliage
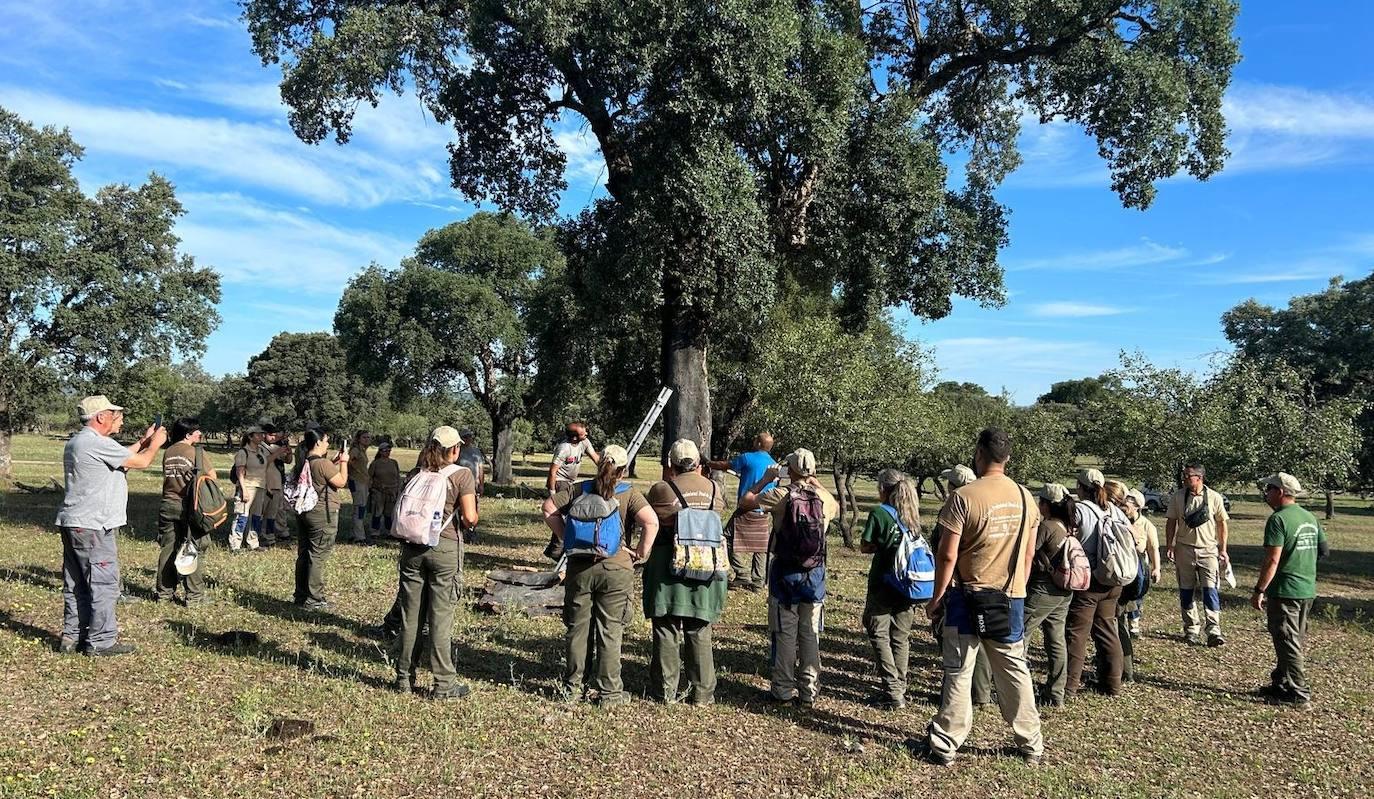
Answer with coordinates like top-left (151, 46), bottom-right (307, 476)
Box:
top-left (335, 212), bottom-right (563, 481)
top-left (1224, 275), bottom-right (1374, 486)
top-left (906, 386), bottom-right (1075, 487)
top-left (200, 374), bottom-right (258, 444)
top-left (0, 107), bottom-right (220, 468)
top-left (246, 332), bottom-right (378, 433)
top-left (92, 360), bottom-right (219, 432)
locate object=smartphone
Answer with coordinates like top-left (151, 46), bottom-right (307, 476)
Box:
top-left (153, 413), bottom-right (162, 430)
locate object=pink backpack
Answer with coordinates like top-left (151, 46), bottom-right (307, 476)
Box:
top-left (1053, 536), bottom-right (1092, 591)
top-left (392, 464), bottom-right (460, 547)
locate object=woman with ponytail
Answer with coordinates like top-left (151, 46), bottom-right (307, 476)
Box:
top-left (859, 469), bottom-right (924, 710)
top-left (541, 445), bottom-right (657, 707)
top-left (1024, 483), bottom-right (1078, 707)
top-left (1065, 468), bottom-right (1127, 698)
top-left (394, 426), bottom-right (478, 699)
top-left (292, 427), bottom-right (348, 610)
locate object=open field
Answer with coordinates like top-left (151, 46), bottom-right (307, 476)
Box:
top-left (3, 434), bottom-right (1374, 798)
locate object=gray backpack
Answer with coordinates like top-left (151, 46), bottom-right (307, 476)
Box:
top-left (1094, 506), bottom-right (1140, 588)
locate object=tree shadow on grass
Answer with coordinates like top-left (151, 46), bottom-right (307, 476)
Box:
top-left (220, 582), bottom-right (363, 633)
top-left (1, 564), bottom-right (62, 591)
top-left (163, 619), bottom-right (392, 690)
top-left (0, 608), bottom-right (61, 648)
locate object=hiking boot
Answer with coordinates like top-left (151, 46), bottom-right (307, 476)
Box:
top-left (1036, 695), bottom-right (1065, 709)
top-left (906, 738), bottom-right (954, 767)
top-left (392, 677), bottom-right (418, 695)
top-left (184, 596), bottom-right (212, 608)
top-left (1184, 633), bottom-right (1203, 646)
top-left (1207, 634), bottom-right (1226, 648)
top-left (877, 698), bottom-right (906, 711)
top-left (1265, 693), bottom-right (1311, 710)
top-left (1128, 621), bottom-right (1142, 639)
top-left (86, 642), bottom-right (136, 657)
top-left (754, 689), bottom-right (796, 706)
top-left (302, 600), bottom-right (330, 612)
top-left (431, 684), bottom-right (471, 701)
top-left (1021, 751), bottom-right (1044, 767)
top-left (364, 624), bottom-right (399, 641)
top-left (57, 638), bottom-right (80, 655)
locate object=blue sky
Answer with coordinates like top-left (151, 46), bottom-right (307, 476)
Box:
top-left (2, 1), bottom-right (1371, 402)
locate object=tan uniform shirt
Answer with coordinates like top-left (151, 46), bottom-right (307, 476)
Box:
top-left (348, 444), bottom-right (370, 484)
top-left (936, 475), bottom-right (1040, 599)
top-left (307, 457), bottom-right (341, 515)
top-left (646, 472), bottom-right (727, 538)
top-left (1166, 487), bottom-right (1229, 549)
top-left (233, 445), bottom-right (268, 489)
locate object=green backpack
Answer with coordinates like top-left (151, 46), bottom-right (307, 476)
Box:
top-left (184, 452), bottom-right (229, 535)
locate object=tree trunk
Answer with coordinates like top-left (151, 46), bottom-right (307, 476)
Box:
top-left (844, 469), bottom-right (859, 545)
top-left (0, 424), bottom-right (12, 482)
top-left (491, 418), bottom-right (515, 485)
top-left (1325, 489), bottom-right (1335, 520)
top-left (659, 291), bottom-right (712, 461)
top-left (831, 463), bottom-right (856, 549)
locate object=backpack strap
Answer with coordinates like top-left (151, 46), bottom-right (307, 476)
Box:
top-left (667, 479), bottom-right (691, 511)
top-left (1002, 485), bottom-right (1028, 594)
top-left (878, 503), bottom-right (910, 537)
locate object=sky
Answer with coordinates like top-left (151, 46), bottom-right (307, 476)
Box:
top-left (2, 1), bottom-right (1371, 403)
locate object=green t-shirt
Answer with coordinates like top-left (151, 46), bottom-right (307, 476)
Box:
top-left (1263, 503), bottom-right (1326, 600)
top-left (861, 505), bottom-right (905, 597)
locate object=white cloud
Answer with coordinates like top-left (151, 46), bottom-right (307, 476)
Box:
top-left (1224, 84), bottom-right (1374, 139)
top-left (0, 86), bottom-right (453, 208)
top-left (931, 336), bottom-right (1104, 375)
top-left (1009, 240), bottom-right (1187, 272)
top-left (553, 122), bottom-right (607, 183)
top-left (175, 192), bottom-right (412, 294)
top-left (1028, 302), bottom-right (1131, 318)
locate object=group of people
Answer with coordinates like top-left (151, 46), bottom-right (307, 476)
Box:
top-left (52, 395), bottom-right (1330, 764)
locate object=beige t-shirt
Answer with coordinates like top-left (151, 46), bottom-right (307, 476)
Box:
top-left (647, 472), bottom-right (727, 537)
top-left (1131, 515), bottom-right (1159, 555)
top-left (307, 457), bottom-right (341, 515)
top-left (348, 444), bottom-right (371, 484)
top-left (1167, 487), bottom-right (1229, 549)
top-left (936, 475), bottom-right (1040, 599)
top-left (233, 445), bottom-right (268, 488)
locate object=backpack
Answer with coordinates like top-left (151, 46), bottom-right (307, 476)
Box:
top-left (668, 481), bottom-right (728, 581)
top-left (1120, 552), bottom-right (1152, 602)
top-left (774, 484), bottom-right (827, 569)
top-left (1051, 535), bottom-right (1092, 591)
top-left (184, 472), bottom-right (229, 536)
top-left (392, 464), bottom-right (460, 547)
top-left (564, 481), bottom-right (631, 558)
top-left (283, 458), bottom-right (320, 514)
top-left (879, 504), bottom-right (935, 601)
top-left (1093, 507), bottom-right (1140, 588)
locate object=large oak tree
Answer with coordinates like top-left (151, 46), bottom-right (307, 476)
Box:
top-left (244, 0), bottom-right (1239, 455)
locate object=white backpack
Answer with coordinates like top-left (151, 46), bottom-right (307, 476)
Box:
top-left (283, 461), bottom-right (319, 514)
top-left (1091, 505), bottom-right (1140, 588)
top-left (392, 464), bottom-right (461, 547)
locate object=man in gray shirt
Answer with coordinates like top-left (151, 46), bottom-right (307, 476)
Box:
top-left (55, 395), bottom-right (167, 656)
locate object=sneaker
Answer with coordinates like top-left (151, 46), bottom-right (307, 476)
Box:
top-left (1207, 634), bottom-right (1226, 648)
top-left (57, 638), bottom-right (80, 655)
top-left (1129, 623), bottom-right (1142, 639)
top-left (302, 600), bottom-right (330, 612)
top-left (86, 642), bottom-right (136, 657)
top-left (431, 684), bottom-right (471, 701)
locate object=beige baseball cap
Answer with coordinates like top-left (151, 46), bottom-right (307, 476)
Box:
top-left (785, 448), bottom-right (817, 477)
top-left (78, 395), bottom-right (124, 419)
top-left (941, 465), bottom-right (976, 488)
top-left (668, 439), bottom-right (700, 470)
top-left (1126, 488), bottom-right (1147, 508)
top-left (602, 444), bottom-right (630, 468)
top-left (431, 425), bottom-right (462, 448)
top-left (1037, 483), bottom-right (1069, 503)
top-left (1259, 472), bottom-right (1304, 497)
top-left (1077, 468), bottom-right (1105, 488)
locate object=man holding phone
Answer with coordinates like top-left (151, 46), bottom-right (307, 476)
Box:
top-left (55, 396), bottom-right (167, 656)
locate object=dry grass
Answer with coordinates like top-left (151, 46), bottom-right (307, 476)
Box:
top-left (2, 434), bottom-right (1374, 798)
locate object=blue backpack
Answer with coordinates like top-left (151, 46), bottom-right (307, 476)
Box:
top-left (563, 482), bottom-right (632, 558)
top-left (880, 504), bottom-right (936, 601)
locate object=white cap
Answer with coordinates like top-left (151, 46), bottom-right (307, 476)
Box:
top-left (668, 439), bottom-right (700, 470)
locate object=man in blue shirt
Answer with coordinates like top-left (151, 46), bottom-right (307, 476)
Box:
top-left (707, 432), bottom-right (776, 591)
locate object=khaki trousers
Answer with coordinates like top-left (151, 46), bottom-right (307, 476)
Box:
top-left (1267, 597), bottom-right (1312, 702)
top-left (927, 625), bottom-right (1043, 759)
top-left (1174, 544), bottom-right (1222, 637)
top-left (769, 597), bottom-right (823, 703)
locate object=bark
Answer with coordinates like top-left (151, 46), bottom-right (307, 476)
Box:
top-left (491, 418), bottom-right (515, 485)
top-left (844, 469), bottom-right (859, 544)
top-left (832, 462), bottom-right (856, 549)
top-left (1325, 489), bottom-right (1335, 520)
top-left (0, 424), bottom-right (12, 482)
top-left (659, 285), bottom-right (712, 461)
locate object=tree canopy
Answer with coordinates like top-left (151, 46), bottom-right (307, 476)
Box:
top-left (244, 0), bottom-right (1240, 456)
top-left (0, 107), bottom-right (220, 473)
top-left (246, 332), bottom-right (376, 434)
top-left (334, 212), bottom-right (563, 482)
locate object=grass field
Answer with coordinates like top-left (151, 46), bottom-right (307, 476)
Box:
top-left (3, 433), bottom-right (1374, 798)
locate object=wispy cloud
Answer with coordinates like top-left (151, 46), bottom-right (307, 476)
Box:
top-left (930, 336), bottom-right (1105, 378)
top-left (1224, 84), bottom-right (1374, 140)
top-left (0, 86), bottom-right (453, 208)
top-left (1028, 302), bottom-right (1131, 318)
top-left (1009, 240), bottom-right (1187, 272)
top-left (175, 192), bottom-right (413, 294)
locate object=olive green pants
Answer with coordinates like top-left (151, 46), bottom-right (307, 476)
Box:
top-left (156, 505), bottom-right (208, 602)
top-left (1267, 597), bottom-right (1312, 703)
top-left (650, 616), bottom-right (716, 705)
top-left (395, 537), bottom-right (461, 691)
top-left (1024, 582), bottom-right (1072, 703)
top-left (294, 505), bottom-right (337, 605)
top-left (563, 559), bottom-right (634, 704)
top-left (863, 588), bottom-right (914, 703)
